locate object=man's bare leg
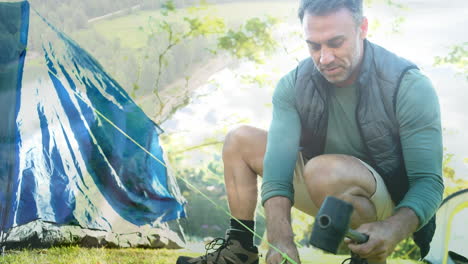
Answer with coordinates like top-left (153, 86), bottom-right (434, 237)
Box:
top-left (222, 125), bottom-right (267, 220)
top-left (302, 154), bottom-right (378, 227)
top-left (302, 154), bottom-right (384, 264)
top-left (176, 126), bottom-right (267, 264)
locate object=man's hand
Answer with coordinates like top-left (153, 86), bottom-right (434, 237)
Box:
top-left (345, 207), bottom-right (419, 262)
top-left (264, 197), bottom-right (301, 264)
top-left (266, 241), bottom-right (301, 264)
top-left (345, 220), bottom-right (400, 262)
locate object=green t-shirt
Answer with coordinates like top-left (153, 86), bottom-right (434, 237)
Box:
top-left (261, 68), bottom-right (444, 229)
top-left (324, 83), bottom-right (369, 161)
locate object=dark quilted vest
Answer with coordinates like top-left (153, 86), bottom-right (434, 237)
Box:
top-left (294, 40), bottom-right (435, 257)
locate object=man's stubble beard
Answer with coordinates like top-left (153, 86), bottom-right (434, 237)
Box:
top-left (317, 61), bottom-right (353, 85)
top-left (317, 44), bottom-right (363, 86)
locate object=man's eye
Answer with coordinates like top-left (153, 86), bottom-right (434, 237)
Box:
top-left (329, 40), bottom-right (344, 48)
top-left (309, 44), bottom-right (321, 51)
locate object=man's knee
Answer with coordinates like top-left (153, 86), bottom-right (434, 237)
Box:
top-left (222, 125), bottom-right (267, 176)
top-left (302, 155), bottom-right (374, 202)
top-left (304, 155), bottom-right (344, 187)
top-left (223, 125), bottom-right (255, 156)
top-left (223, 125), bottom-right (267, 160)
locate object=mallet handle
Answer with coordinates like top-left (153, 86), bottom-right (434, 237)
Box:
top-left (346, 229), bottom-right (369, 244)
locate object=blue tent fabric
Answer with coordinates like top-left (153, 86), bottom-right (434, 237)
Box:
top-left (0, 1), bottom-right (186, 235)
top-left (0, 0), bottom-right (30, 235)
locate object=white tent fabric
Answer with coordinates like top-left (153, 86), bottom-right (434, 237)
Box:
top-left (425, 189), bottom-right (468, 264)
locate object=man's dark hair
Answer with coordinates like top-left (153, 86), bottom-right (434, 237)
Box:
top-left (298, 0), bottom-right (363, 24)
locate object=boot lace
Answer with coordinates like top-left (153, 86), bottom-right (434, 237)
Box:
top-left (202, 237), bottom-right (231, 263)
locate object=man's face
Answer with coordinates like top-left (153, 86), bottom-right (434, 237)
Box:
top-left (302, 8), bottom-right (368, 87)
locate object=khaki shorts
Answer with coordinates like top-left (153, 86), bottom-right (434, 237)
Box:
top-left (292, 153), bottom-right (395, 220)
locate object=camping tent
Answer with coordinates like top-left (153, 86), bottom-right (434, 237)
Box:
top-left (425, 189), bottom-right (468, 264)
top-left (0, 1), bottom-right (186, 249)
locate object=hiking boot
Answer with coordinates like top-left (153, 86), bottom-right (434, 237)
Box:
top-left (176, 237), bottom-right (259, 264)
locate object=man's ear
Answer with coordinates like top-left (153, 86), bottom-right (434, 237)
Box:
top-left (360, 17), bottom-right (368, 39)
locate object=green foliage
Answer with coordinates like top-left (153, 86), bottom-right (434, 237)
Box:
top-left (136, 0), bottom-right (228, 121)
top-left (176, 160), bottom-right (231, 239)
top-left (434, 42), bottom-right (468, 81)
top-left (184, 16), bottom-right (225, 36)
top-left (442, 151), bottom-right (468, 197)
top-left (443, 152), bottom-right (456, 181)
top-left (161, 0), bottom-right (176, 16)
top-left (391, 237), bottom-right (420, 260)
top-left (165, 144), bottom-right (267, 241)
top-left (217, 16), bottom-right (279, 63)
top-left (70, 0), bottom-right (230, 123)
top-left (290, 209), bottom-right (314, 245)
top-left (162, 131), bottom-right (230, 238)
top-left (119, 0), bottom-right (282, 122)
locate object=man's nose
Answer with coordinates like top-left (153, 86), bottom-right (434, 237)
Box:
top-left (320, 48), bottom-right (335, 65)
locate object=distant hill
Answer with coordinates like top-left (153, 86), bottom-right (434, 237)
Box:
top-left (29, 0), bottom-right (294, 34)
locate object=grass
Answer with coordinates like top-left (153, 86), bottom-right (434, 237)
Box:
top-left (0, 245), bottom-right (423, 264)
top-left (0, 246), bottom-right (196, 264)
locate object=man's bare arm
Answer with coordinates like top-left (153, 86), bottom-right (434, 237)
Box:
top-left (264, 196), bottom-right (300, 264)
top-left (265, 196), bottom-right (294, 242)
top-left (385, 207), bottom-right (419, 241)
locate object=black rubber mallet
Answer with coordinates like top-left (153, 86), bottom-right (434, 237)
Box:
top-left (309, 196), bottom-right (369, 254)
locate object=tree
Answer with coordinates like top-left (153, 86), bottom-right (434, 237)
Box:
top-left (434, 42), bottom-right (468, 81)
top-left (130, 0), bottom-right (279, 124)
